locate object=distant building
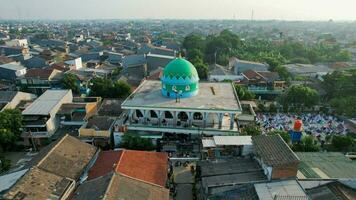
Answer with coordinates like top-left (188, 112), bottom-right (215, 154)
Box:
top-left (106, 52), bottom-right (123, 65)
top-left (146, 53), bottom-right (174, 72)
top-left (208, 64), bottom-right (242, 82)
top-left (64, 57), bottom-right (83, 70)
top-left (229, 57), bottom-right (268, 74)
top-left (239, 69), bottom-right (286, 96)
top-left (283, 63), bottom-right (333, 78)
top-left (5, 39), bottom-right (28, 48)
top-left (0, 62), bottom-right (27, 81)
top-left (21, 90), bottom-right (73, 145)
top-left (138, 43), bottom-right (176, 57)
top-left (18, 68), bottom-right (63, 95)
top-left (0, 91), bottom-right (36, 112)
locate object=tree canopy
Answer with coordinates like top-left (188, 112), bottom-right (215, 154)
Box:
top-left (278, 85), bottom-right (319, 111)
top-left (291, 135), bottom-right (320, 152)
top-left (120, 133), bottom-right (155, 151)
top-left (331, 135), bottom-right (354, 152)
top-left (89, 78), bottom-right (131, 98)
top-left (234, 84), bottom-right (255, 100)
top-left (269, 130), bottom-right (291, 144)
top-left (241, 124), bottom-right (261, 136)
top-left (322, 70), bottom-right (356, 117)
top-left (0, 109), bottom-right (23, 151)
top-left (61, 73), bottom-right (80, 94)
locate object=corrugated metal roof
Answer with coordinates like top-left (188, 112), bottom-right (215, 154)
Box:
top-left (254, 180), bottom-right (308, 200)
top-left (213, 136), bottom-right (252, 146)
top-left (22, 90), bottom-right (70, 115)
top-left (0, 62), bottom-right (26, 70)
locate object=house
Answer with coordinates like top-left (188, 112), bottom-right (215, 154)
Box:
top-left (208, 64), bottom-right (243, 82)
top-left (229, 57), bottom-right (268, 74)
top-left (122, 54), bottom-right (147, 78)
top-left (2, 135), bottom-right (97, 199)
top-left (72, 150), bottom-right (169, 200)
top-left (21, 90), bottom-right (73, 145)
top-left (0, 46), bottom-right (29, 56)
top-left (0, 55), bottom-right (14, 64)
top-left (106, 52), bottom-right (123, 65)
top-left (57, 97), bottom-right (101, 126)
top-left (197, 158), bottom-right (267, 199)
top-left (252, 135), bottom-right (300, 180)
top-left (146, 53), bottom-right (174, 73)
top-left (79, 116), bottom-right (115, 147)
top-left (201, 136), bottom-right (253, 159)
top-left (79, 52), bottom-right (103, 62)
top-left (0, 62), bottom-right (27, 81)
top-left (303, 180), bottom-right (356, 200)
top-left (0, 91), bottom-right (36, 112)
top-left (283, 63), bottom-right (333, 78)
top-left (98, 98), bottom-right (123, 117)
top-left (5, 39), bottom-right (28, 48)
top-left (64, 57), bottom-right (83, 70)
top-left (22, 56), bottom-right (47, 69)
top-left (254, 180), bottom-right (308, 200)
top-left (18, 68), bottom-right (63, 95)
top-left (240, 69), bottom-right (286, 94)
top-left (138, 43), bottom-right (176, 57)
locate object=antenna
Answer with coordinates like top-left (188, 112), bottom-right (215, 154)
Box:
top-left (251, 9), bottom-right (254, 21)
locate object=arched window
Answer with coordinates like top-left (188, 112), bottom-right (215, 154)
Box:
top-left (185, 85), bottom-right (190, 91)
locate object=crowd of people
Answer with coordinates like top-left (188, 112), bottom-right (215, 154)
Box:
top-left (256, 113), bottom-right (347, 138)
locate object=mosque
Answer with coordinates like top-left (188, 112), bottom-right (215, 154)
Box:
top-left (121, 57), bottom-right (243, 136)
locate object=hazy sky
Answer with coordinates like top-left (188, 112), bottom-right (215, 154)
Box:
top-left (1, 0), bottom-right (356, 21)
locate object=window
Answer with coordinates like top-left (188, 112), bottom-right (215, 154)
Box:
top-left (185, 85), bottom-right (190, 91)
top-left (172, 85), bottom-right (177, 91)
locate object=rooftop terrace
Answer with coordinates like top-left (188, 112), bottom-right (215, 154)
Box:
top-left (122, 80), bottom-right (241, 112)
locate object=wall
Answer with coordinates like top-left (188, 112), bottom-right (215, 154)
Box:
top-left (79, 128), bottom-right (110, 138)
top-left (271, 164), bottom-right (299, 180)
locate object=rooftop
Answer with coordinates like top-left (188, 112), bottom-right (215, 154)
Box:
top-left (116, 150), bottom-right (168, 187)
top-left (37, 134), bottom-right (97, 180)
top-left (0, 91), bottom-right (17, 103)
top-left (4, 167), bottom-right (75, 200)
top-left (202, 136), bottom-right (252, 148)
top-left (122, 80), bottom-right (241, 112)
top-left (296, 152), bottom-right (356, 179)
top-left (254, 180), bottom-right (308, 200)
top-left (252, 135), bottom-right (300, 167)
top-left (88, 151), bottom-right (123, 180)
top-left (0, 62), bottom-right (25, 71)
top-left (85, 116), bottom-right (115, 130)
top-left (22, 89), bottom-right (71, 115)
top-left (105, 173), bottom-right (169, 200)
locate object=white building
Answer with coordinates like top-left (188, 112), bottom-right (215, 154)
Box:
top-left (5, 39), bottom-right (28, 48)
top-left (22, 90), bottom-right (73, 145)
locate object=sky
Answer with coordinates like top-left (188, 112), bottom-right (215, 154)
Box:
top-left (1, 0), bottom-right (356, 21)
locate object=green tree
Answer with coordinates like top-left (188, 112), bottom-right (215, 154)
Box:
top-left (120, 133), bottom-right (155, 151)
top-left (234, 84), bottom-right (255, 100)
top-left (278, 85), bottom-right (319, 111)
top-left (0, 109), bottom-right (23, 151)
top-left (190, 57), bottom-right (209, 80)
top-left (183, 34), bottom-right (205, 52)
top-left (61, 73), bottom-right (79, 93)
top-left (292, 136), bottom-right (320, 152)
top-left (90, 78), bottom-right (131, 98)
top-left (0, 156), bottom-right (11, 173)
top-left (269, 130), bottom-right (291, 144)
top-left (331, 135), bottom-right (354, 152)
top-left (113, 81), bottom-right (132, 98)
top-left (241, 124), bottom-right (261, 136)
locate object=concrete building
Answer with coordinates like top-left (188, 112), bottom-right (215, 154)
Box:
top-left (64, 57), bottom-right (83, 70)
top-left (229, 57), bottom-right (269, 75)
top-left (0, 62), bottom-right (26, 81)
top-left (0, 91), bottom-right (36, 112)
top-left (5, 39), bottom-right (28, 48)
top-left (21, 90), bottom-right (73, 145)
top-left (202, 136), bottom-right (253, 159)
top-left (121, 57), bottom-right (243, 139)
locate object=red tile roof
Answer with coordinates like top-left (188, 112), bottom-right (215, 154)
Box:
top-left (116, 150), bottom-right (168, 187)
top-left (88, 150), bottom-right (122, 180)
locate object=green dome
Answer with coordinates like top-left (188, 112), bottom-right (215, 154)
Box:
top-left (163, 58), bottom-right (199, 79)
